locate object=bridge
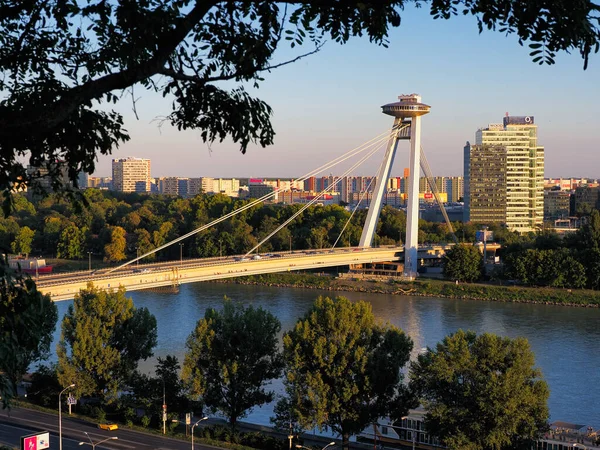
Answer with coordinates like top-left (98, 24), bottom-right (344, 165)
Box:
top-left (34, 94), bottom-right (482, 301)
top-left (36, 245), bottom-right (456, 301)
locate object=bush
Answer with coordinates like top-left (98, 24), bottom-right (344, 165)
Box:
top-left (141, 415), bottom-right (150, 428)
top-left (92, 406), bottom-right (106, 422)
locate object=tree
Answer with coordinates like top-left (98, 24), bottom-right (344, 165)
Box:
top-left (56, 224), bottom-right (85, 259)
top-left (0, 268), bottom-right (57, 408)
top-left (1, 1), bottom-right (599, 215)
top-left (182, 299), bottom-right (283, 430)
top-left (282, 296), bottom-right (415, 450)
top-left (134, 228), bottom-right (156, 261)
top-left (103, 225), bottom-right (127, 262)
top-left (443, 244), bottom-right (484, 282)
top-left (10, 226), bottom-right (34, 256)
top-left (410, 330), bottom-right (549, 450)
top-left (57, 283), bottom-right (157, 403)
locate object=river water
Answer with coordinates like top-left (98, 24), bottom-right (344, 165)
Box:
top-left (50, 282), bottom-right (600, 428)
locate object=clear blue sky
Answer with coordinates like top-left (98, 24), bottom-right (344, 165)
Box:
top-left (96, 5), bottom-right (600, 179)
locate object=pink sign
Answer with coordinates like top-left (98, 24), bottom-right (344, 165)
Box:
top-left (23, 436), bottom-right (37, 450)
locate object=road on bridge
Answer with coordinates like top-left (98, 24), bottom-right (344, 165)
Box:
top-left (33, 245), bottom-right (456, 301)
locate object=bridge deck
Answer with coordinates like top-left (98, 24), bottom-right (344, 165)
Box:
top-left (36, 246), bottom-right (455, 301)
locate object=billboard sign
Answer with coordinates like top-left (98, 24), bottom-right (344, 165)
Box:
top-left (475, 230), bottom-right (494, 242)
top-left (21, 432), bottom-right (50, 450)
top-left (503, 116), bottom-right (534, 126)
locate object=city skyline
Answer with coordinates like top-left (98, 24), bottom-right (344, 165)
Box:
top-left (93, 5), bottom-right (599, 179)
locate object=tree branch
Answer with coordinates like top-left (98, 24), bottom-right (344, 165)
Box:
top-left (0, 0), bottom-right (216, 137)
top-left (158, 41), bottom-right (325, 84)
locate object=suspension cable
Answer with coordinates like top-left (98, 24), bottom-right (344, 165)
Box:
top-left (104, 127), bottom-right (399, 274)
top-left (331, 175), bottom-right (377, 249)
top-left (420, 146), bottom-right (458, 243)
top-left (244, 135), bottom-right (389, 256)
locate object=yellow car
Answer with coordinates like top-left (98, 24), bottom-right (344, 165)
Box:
top-left (98, 423), bottom-right (118, 431)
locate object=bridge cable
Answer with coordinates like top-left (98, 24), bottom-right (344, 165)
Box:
top-left (104, 127), bottom-right (401, 274)
top-left (420, 146), bottom-right (459, 244)
top-left (331, 175), bottom-right (377, 249)
top-left (243, 134), bottom-right (391, 256)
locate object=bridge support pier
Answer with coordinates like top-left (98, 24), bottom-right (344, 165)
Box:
top-left (359, 94), bottom-right (430, 279)
top-left (404, 114), bottom-right (422, 279)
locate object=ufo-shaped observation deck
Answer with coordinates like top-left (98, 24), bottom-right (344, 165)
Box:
top-left (382, 94), bottom-right (430, 118)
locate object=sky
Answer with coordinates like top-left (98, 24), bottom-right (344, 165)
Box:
top-left (95, 5), bottom-right (600, 179)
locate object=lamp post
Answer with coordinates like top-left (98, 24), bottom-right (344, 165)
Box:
top-left (136, 247), bottom-right (139, 266)
top-left (289, 235), bottom-right (292, 254)
top-left (78, 433), bottom-right (118, 450)
top-left (59, 384), bottom-right (75, 450)
top-left (191, 416), bottom-right (209, 450)
top-left (88, 252), bottom-right (92, 274)
top-left (296, 442), bottom-right (336, 450)
top-left (219, 239), bottom-right (223, 258)
top-left (179, 243), bottom-right (184, 267)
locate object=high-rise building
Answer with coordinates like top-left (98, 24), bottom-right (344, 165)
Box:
top-left (449, 176), bottom-right (464, 203)
top-left (544, 190), bottom-right (571, 220)
top-left (464, 115), bottom-right (544, 232)
top-left (112, 157), bottom-right (151, 193)
top-left (26, 160), bottom-right (73, 194)
top-left (158, 177), bottom-right (179, 195)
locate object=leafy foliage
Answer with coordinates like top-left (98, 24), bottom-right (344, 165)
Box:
top-left (10, 226), bottom-right (34, 256)
top-left (1, 1), bottom-right (599, 215)
top-left (56, 225), bottom-right (85, 259)
top-left (282, 296), bottom-right (415, 449)
top-left (410, 330), bottom-right (549, 450)
top-left (57, 283), bottom-right (157, 402)
top-left (103, 225), bottom-right (127, 262)
top-left (443, 244), bottom-right (484, 282)
top-left (182, 298), bottom-right (283, 430)
top-left (0, 265), bottom-right (57, 408)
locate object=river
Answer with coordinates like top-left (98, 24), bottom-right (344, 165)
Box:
top-left (49, 282), bottom-right (600, 428)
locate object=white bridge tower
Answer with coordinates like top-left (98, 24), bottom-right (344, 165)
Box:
top-left (358, 94), bottom-right (431, 278)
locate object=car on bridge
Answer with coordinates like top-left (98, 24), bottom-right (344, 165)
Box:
top-left (252, 255), bottom-right (262, 260)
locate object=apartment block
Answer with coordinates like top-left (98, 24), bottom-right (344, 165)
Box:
top-left (544, 190), bottom-right (571, 220)
top-left (112, 157), bottom-right (151, 193)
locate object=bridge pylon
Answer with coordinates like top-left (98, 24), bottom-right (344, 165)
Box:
top-left (357, 94), bottom-right (430, 279)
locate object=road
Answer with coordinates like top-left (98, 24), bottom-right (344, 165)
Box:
top-left (0, 407), bottom-right (211, 450)
top-left (35, 247), bottom-right (418, 301)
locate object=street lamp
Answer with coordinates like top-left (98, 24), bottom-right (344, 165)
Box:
top-left (78, 433), bottom-right (118, 449)
top-left (191, 416), bottom-right (209, 450)
top-left (296, 443), bottom-right (335, 450)
top-left (289, 235), bottom-right (292, 254)
top-left (87, 252), bottom-right (92, 274)
top-left (219, 239), bottom-right (223, 258)
top-left (179, 243), bottom-right (184, 267)
top-left (59, 384), bottom-right (75, 450)
top-left (136, 247), bottom-right (139, 266)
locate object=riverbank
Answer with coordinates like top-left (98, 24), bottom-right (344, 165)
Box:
top-left (217, 273), bottom-right (600, 307)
